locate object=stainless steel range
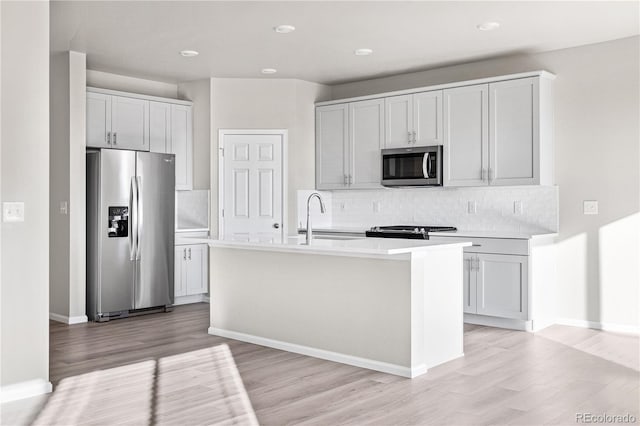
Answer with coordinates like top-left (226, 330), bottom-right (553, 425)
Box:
top-left (365, 225), bottom-right (457, 239)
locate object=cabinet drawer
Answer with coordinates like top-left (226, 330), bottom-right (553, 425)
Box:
top-left (429, 236), bottom-right (529, 255)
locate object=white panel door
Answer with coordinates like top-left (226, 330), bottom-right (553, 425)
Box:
top-left (489, 77), bottom-right (540, 186)
top-left (223, 133), bottom-right (283, 242)
top-left (86, 92), bottom-right (112, 148)
top-left (443, 84), bottom-right (489, 187)
top-left (149, 101), bottom-right (171, 154)
top-left (171, 104), bottom-right (193, 190)
top-left (174, 246), bottom-right (186, 297)
top-left (384, 94), bottom-right (413, 148)
top-left (350, 99), bottom-right (384, 188)
top-left (463, 253), bottom-right (477, 314)
top-left (111, 96), bottom-right (149, 151)
top-left (316, 104), bottom-right (348, 189)
top-left (185, 244), bottom-right (208, 295)
top-left (476, 254), bottom-right (528, 319)
top-left (413, 90), bottom-right (443, 146)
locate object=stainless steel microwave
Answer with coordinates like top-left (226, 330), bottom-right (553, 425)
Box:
top-left (381, 145), bottom-right (443, 187)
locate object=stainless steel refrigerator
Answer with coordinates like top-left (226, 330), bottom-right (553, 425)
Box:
top-left (87, 149), bottom-right (175, 321)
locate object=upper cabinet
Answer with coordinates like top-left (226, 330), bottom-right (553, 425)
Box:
top-left (87, 88), bottom-right (194, 190)
top-left (384, 91), bottom-right (442, 148)
top-left (316, 99), bottom-right (384, 190)
top-left (444, 77), bottom-right (552, 187)
top-left (87, 92), bottom-right (149, 150)
top-left (316, 71), bottom-right (555, 190)
top-left (443, 84), bottom-right (489, 187)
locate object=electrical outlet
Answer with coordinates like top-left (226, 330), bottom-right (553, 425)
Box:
top-left (513, 200), bottom-right (523, 215)
top-left (583, 200), bottom-right (598, 215)
top-left (467, 201), bottom-right (477, 214)
top-left (3, 202), bottom-right (25, 222)
top-left (373, 201), bottom-right (381, 213)
top-left (60, 201), bottom-right (68, 215)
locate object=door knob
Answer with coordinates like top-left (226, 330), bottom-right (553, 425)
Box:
top-left (273, 223), bottom-right (280, 229)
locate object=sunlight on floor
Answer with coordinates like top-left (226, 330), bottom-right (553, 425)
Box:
top-left (31, 344), bottom-right (258, 425)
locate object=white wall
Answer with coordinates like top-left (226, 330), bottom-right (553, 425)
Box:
top-left (178, 79), bottom-right (211, 190)
top-left (1, 0), bottom-right (51, 391)
top-left (210, 78), bottom-right (331, 234)
top-left (86, 69), bottom-right (178, 98)
top-left (331, 36), bottom-right (640, 330)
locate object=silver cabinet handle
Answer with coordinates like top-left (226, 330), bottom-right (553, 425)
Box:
top-left (188, 248), bottom-right (191, 260)
top-left (344, 174), bottom-right (348, 185)
top-left (106, 131), bottom-right (111, 145)
top-left (408, 131), bottom-right (411, 143)
top-left (412, 131), bottom-right (417, 144)
top-left (348, 174), bottom-right (353, 184)
top-left (422, 153), bottom-right (429, 178)
top-left (471, 243), bottom-right (482, 247)
top-left (113, 132), bottom-right (117, 145)
top-left (183, 248), bottom-right (186, 260)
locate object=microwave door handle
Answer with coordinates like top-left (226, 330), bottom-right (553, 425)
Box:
top-left (422, 152), bottom-right (430, 178)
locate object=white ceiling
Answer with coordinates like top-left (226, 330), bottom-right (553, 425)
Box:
top-left (51, 1), bottom-right (640, 85)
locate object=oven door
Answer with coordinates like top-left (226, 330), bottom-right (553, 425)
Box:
top-left (381, 146), bottom-right (442, 186)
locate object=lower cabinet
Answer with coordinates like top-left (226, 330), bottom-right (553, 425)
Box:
top-left (175, 244), bottom-right (208, 301)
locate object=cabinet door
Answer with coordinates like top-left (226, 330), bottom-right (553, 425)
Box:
top-left (463, 253), bottom-right (477, 314)
top-left (111, 96), bottom-right (149, 151)
top-left (384, 95), bottom-right (413, 148)
top-left (149, 101), bottom-right (171, 154)
top-left (171, 104), bottom-right (193, 190)
top-left (174, 247), bottom-right (186, 297)
top-left (443, 84), bottom-right (489, 187)
top-left (413, 90), bottom-right (443, 146)
top-left (489, 77), bottom-right (539, 186)
top-left (185, 244), bottom-right (207, 295)
top-left (476, 254), bottom-right (528, 319)
top-left (316, 104), bottom-right (349, 189)
top-left (86, 92), bottom-right (112, 148)
top-left (350, 99), bottom-right (384, 188)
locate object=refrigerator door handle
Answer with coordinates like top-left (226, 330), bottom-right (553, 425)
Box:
top-left (135, 176), bottom-right (143, 261)
top-left (129, 177), bottom-right (138, 261)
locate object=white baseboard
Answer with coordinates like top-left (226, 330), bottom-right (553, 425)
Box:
top-left (208, 327), bottom-right (421, 378)
top-left (49, 312), bottom-right (88, 325)
top-left (0, 379), bottom-right (52, 403)
top-left (555, 318), bottom-right (639, 335)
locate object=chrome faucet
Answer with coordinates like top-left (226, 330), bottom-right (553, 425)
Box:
top-left (305, 192), bottom-right (326, 244)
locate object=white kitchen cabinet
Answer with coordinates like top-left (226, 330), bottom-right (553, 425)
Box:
top-left (111, 96), bottom-right (149, 150)
top-left (175, 244), bottom-right (208, 299)
top-left (86, 92), bottom-right (112, 148)
top-left (171, 104), bottom-right (193, 190)
top-left (316, 104), bottom-right (349, 189)
top-left (316, 100), bottom-right (384, 190)
top-left (149, 101), bottom-right (171, 153)
top-left (349, 99), bottom-right (384, 188)
top-left (489, 77), bottom-right (540, 186)
top-left (476, 253), bottom-right (528, 320)
top-left (384, 91), bottom-right (442, 148)
top-left (443, 84), bottom-right (489, 186)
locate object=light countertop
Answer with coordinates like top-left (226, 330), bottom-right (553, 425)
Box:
top-left (181, 235), bottom-right (471, 257)
top-left (428, 230), bottom-right (558, 239)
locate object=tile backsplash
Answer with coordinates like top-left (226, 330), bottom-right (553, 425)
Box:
top-left (297, 186), bottom-right (558, 233)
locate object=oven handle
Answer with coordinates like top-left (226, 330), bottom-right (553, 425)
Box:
top-left (422, 152), bottom-right (430, 178)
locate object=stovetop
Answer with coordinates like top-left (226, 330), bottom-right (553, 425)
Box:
top-left (365, 225), bottom-right (457, 240)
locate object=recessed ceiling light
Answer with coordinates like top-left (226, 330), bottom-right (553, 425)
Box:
top-left (180, 50), bottom-right (199, 57)
top-left (354, 48), bottom-right (373, 56)
top-left (261, 68), bottom-right (277, 74)
top-left (476, 22), bottom-right (500, 31)
top-left (274, 24), bottom-right (296, 34)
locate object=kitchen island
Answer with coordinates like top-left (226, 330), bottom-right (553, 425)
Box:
top-left (203, 236), bottom-right (471, 378)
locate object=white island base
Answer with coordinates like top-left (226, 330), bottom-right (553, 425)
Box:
top-left (207, 237), bottom-right (470, 378)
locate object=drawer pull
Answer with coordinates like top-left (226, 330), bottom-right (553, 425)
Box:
top-left (471, 244), bottom-right (482, 247)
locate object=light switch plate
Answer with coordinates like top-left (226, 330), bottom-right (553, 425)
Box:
top-left (467, 201), bottom-right (477, 214)
top-left (3, 202), bottom-right (25, 222)
top-left (59, 201), bottom-right (68, 215)
top-left (513, 200), bottom-right (523, 215)
top-left (372, 201), bottom-right (381, 213)
top-left (583, 200), bottom-right (598, 215)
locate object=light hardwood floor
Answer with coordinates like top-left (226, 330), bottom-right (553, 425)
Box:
top-left (3, 303), bottom-right (639, 425)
